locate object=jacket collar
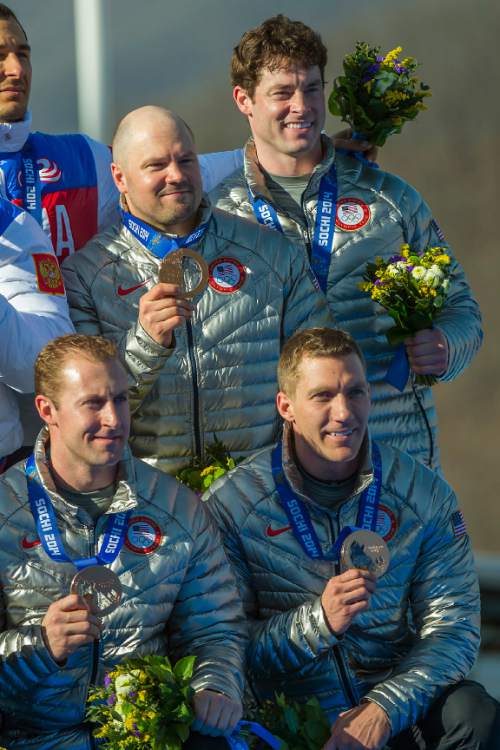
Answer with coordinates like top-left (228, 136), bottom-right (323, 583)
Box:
top-left (279, 421), bottom-right (373, 509)
top-left (32, 426), bottom-right (139, 522)
top-left (0, 111), bottom-right (32, 152)
top-left (243, 134), bottom-right (336, 205)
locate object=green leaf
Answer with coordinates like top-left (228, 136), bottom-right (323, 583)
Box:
top-left (173, 655), bottom-right (196, 682)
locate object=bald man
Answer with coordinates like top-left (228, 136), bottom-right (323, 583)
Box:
top-left (62, 106), bottom-right (332, 475)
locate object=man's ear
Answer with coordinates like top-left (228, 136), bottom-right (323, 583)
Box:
top-left (35, 395), bottom-right (58, 427)
top-left (111, 162), bottom-right (127, 194)
top-left (233, 86), bottom-right (254, 117)
top-left (276, 391), bottom-right (295, 423)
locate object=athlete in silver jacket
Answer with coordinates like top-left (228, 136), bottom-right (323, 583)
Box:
top-left (210, 15), bottom-right (482, 473)
top-left (0, 343), bottom-right (246, 749)
top-left (204, 328), bottom-right (488, 746)
top-left (62, 108), bottom-right (332, 476)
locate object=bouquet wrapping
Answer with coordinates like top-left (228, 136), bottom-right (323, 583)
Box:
top-left (329, 42), bottom-right (431, 148)
top-left (358, 244), bottom-right (452, 390)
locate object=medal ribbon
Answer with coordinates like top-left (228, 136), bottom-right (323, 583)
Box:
top-left (271, 441), bottom-right (382, 561)
top-left (20, 138), bottom-right (42, 225)
top-left (26, 454), bottom-right (130, 571)
top-left (226, 721), bottom-right (281, 750)
top-left (120, 209), bottom-right (209, 259)
top-left (248, 164), bottom-right (338, 293)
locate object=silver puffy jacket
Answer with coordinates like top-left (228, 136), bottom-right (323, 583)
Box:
top-left (0, 429), bottom-right (246, 750)
top-left (62, 200), bottom-right (332, 475)
top-left (204, 423), bottom-right (480, 736)
top-left (211, 139), bottom-right (483, 471)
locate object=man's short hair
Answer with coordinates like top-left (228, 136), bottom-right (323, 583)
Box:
top-left (231, 14), bottom-right (328, 98)
top-left (35, 334), bottom-right (119, 406)
top-left (0, 4), bottom-right (28, 41)
top-left (278, 328), bottom-right (367, 396)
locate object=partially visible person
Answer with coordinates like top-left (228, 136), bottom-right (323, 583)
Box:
top-left (0, 334), bottom-right (245, 750)
top-left (0, 196), bottom-right (73, 469)
top-left (205, 327), bottom-right (498, 749)
top-left (211, 15), bottom-right (483, 472)
top-left (62, 106), bottom-right (332, 475)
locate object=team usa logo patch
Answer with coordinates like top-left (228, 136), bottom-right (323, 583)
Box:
top-left (375, 504), bottom-right (397, 542)
top-left (125, 516), bottom-right (162, 554)
top-left (335, 198), bottom-right (371, 231)
top-left (208, 257), bottom-right (246, 293)
top-left (32, 253), bottom-right (65, 295)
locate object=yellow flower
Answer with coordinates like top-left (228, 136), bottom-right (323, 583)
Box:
top-left (200, 465), bottom-right (217, 477)
top-left (383, 46), bottom-right (403, 65)
top-left (435, 254), bottom-right (450, 266)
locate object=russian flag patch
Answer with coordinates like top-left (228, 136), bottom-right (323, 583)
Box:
top-left (451, 510), bottom-right (467, 539)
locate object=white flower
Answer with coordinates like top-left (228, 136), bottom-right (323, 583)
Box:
top-left (387, 261), bottom-right (407, 277)
top-left (424, 268), bottom-right (443, 288)
top-left (411, 267), bottom-right (426, 281)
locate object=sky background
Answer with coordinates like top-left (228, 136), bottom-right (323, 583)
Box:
top-left (9, 0), bottom-right (500, 552)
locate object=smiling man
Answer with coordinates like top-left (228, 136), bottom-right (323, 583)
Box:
top-left (204, 327), bottom-right (499, 749)
top-left (62, 106), bottom-right (332, 475)
top-left (0, 333), bottom-right (245, 750)
top-left (211, 15), bottom-right (482, 472)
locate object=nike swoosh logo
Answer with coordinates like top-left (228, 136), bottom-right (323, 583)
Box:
top-left (266, 525), bottom-right (292, 537)
top-left (21, 536), bottom-right (41, 549)
top-left (117, 279), bottom-right (149, 296)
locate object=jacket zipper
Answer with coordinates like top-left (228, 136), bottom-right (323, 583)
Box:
top-left (334, 644), bottom-right (358, 708)
top-left (186, 320), bottom-right (202, 459)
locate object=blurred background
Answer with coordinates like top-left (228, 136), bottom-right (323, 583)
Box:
top-left (9, 0), bottom-right (499, 688)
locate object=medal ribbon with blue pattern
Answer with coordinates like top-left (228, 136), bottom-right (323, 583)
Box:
top-left (26, 454), bottom-right (130, 570)
top-left (248, 164), bottom-right (338, 293)
top-left (271, 441), bottom-right (382, 561)
top-left (120, 209), bottom-right (209, 259)
top-left (20, 137), bottom-right (42, 225)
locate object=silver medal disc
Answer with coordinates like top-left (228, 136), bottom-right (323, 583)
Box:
top-left (70, 565), bottom-right (122, 615)
top-left (340, 529), bottom-right (390, 579)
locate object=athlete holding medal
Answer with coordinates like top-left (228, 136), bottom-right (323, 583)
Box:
top-left (0, 334), bottom-right (246, 749)
top-left (62, 106), bottom-right (332, 476)
top-left (205, 328), bottom-right (499, 749)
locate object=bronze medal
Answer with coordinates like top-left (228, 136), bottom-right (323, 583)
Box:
top-left (70, 565), bottom-right (122, 615)
top-left (340, 529), bottom-right (390, 579)
top-left (158, 248), bottom-right (209, 299)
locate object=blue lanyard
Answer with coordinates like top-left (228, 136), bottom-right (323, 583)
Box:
top-left (227, 721), bottom-right (281, 750)
top-left (271, 441), bottom-right (382, 561)
top-left (26, 454), bottom-right (130, 571)
top-left (120, 209), bottom-right (209, 259)
top-left (20, 137), bottom-right (42, 225)
top-left (248, 164), bottom-right (338, 293)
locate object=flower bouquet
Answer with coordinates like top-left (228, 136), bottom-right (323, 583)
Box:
top-left (86, 654), bottom-right (196, 750)
top-left (176, 437), bottom-right (241, 495)
top-left (358, 244), bottom-right (452, 389)
top-left (328, 42), bottom-right (431, 147)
